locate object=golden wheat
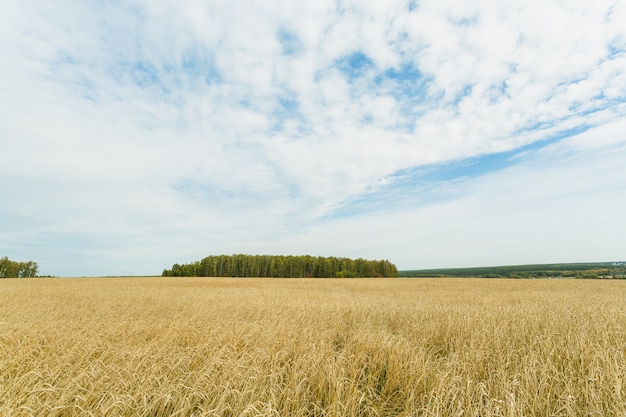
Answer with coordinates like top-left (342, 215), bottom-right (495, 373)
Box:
top-left (1, 277), bottom-right (624, 416)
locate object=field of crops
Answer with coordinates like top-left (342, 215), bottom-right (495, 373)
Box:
top-left (1, 277), bottom-right (625, 416)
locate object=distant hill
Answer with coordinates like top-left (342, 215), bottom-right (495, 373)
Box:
top-left (399, 262), bottom-right (626, 279)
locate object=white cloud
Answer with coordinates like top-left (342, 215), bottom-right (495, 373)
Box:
top-left (274, 120), bottom-right (626, 269)
top-left (1, 0), bottom-right (624, 275)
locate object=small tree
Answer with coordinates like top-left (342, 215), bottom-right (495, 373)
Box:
top-left (0, 257), bottom-right (38, 278)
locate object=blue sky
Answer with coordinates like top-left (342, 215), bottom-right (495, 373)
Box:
top-left (1, 0), bottom-right (625, 276)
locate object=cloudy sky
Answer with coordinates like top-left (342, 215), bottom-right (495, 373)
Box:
top-left (1, 0), bottom-right (625, 276)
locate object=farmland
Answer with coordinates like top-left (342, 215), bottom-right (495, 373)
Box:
top-left (1, 278), bottom-right (625, 416)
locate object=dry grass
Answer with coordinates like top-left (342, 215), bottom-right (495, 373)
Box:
top-left (1, 277), bottom-right (624, 416)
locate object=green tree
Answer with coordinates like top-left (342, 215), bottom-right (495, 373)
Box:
top-left (0, 257), bottom-right (39, 278)
top-left (162, 254), bottom-right (399, 278)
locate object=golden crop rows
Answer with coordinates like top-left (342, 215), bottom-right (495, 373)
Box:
top-left (1, 277), bottom-right (625, 416)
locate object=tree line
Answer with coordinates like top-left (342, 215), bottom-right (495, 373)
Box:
top-left (399, 262), bottom-right (626, 279)
top-left (162, 254), bottom-right (399, 278)
top-left (0, 256), bottom-right (39, 278)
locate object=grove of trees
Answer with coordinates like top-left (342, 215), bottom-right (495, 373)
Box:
top-left (162, 254), bottom-right (399, 278)
top-left (0, 257), bottom-right (39, 278)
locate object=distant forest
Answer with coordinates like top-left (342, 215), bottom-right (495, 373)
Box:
top-left (399, 262), bottom-right (626, 279)
top-left (163, 254), bottom-right (399, 278)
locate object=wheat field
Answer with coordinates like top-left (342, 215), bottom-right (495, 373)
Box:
top-left (0, 277), bottom-right (624, 416)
